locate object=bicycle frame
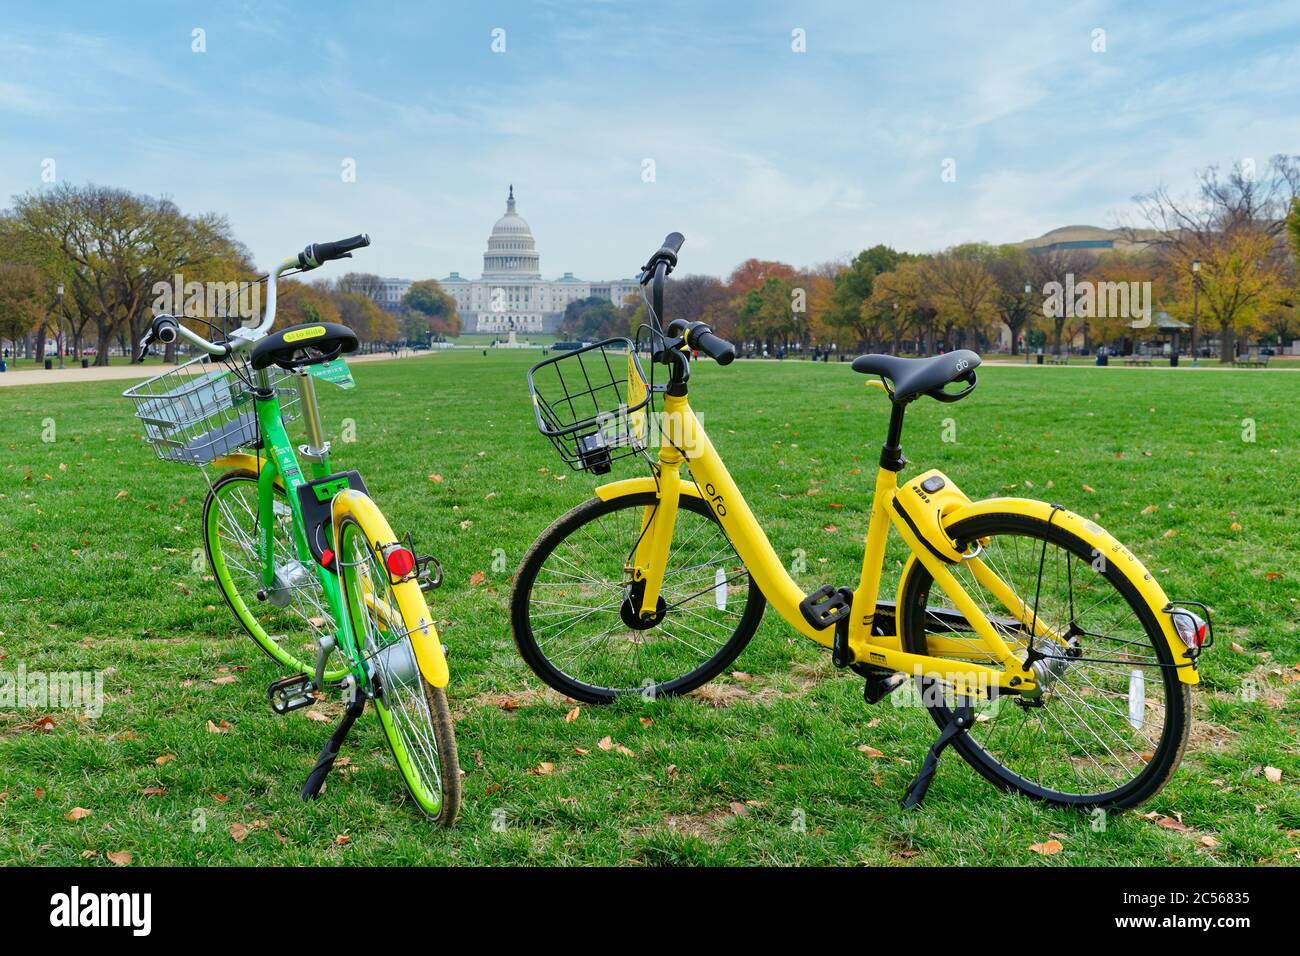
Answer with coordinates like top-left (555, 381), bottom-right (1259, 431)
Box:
top-left (607, 380), bottom-right (1202, 693)
top-left (613, 389), bottom-right (1052, 697)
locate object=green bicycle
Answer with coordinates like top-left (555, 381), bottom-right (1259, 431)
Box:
top-left (124, 235), bottom-right (459, 824)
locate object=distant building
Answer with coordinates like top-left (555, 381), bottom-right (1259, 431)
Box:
top-left (1017, 224), bottom-right (1165, 255)
top-left (440, 186), bottom-right (640, 334)
top-left (376, 277), bottom-right (412, 313)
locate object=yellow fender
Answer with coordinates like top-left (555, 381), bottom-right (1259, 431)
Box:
top-left (595, 476), bottom-right (705, 503)
top-left (941, 497), bottom-right (1199, 684)
top-left (330, 489), bottom-right (449, 687)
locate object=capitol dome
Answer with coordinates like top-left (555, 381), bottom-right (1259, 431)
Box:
top-left (482, 185), bottom-right (541, 278)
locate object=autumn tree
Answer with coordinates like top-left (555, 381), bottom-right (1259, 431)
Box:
top-left (1132, 157), bottom-right (1300, 361)
top-left (824, 245), bottom-right (906, 348)
top-left (0, 262), bottom-right (44, 356)
top-left (923, 245), bottom-right (997, 351)
top-left (6, 183), bottom-right (249, 364)
top-left (401, 279), bottom-right (460, 336)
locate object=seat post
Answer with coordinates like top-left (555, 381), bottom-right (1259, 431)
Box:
top-left (880, 401), bottom-right (907, 472)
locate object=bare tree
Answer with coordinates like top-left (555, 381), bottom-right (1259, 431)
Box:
top-left (1130, 156), bottom-right (1300, 361)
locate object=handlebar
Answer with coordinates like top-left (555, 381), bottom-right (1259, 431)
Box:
top-left (299, 233), bottom-right (371, 271)
top-left (137, 234), bottom-right (369, 361)
top-left (669, 320), bottom-right (736, 366)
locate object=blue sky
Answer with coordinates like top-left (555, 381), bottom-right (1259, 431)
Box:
top-left (2, 1), bottom-right (1299, 280)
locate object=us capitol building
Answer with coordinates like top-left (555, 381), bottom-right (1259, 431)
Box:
top-left (440, 186), bottom-right (640, 334)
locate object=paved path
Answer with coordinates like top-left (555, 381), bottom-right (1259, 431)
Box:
top-left (0, 349), bottom-right (440, 388)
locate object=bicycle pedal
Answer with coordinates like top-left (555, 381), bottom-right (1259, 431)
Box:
top-left (859, 666), bottom-right (907, 705)
top-left (267, 674), bottom-right (317, 715)
top-left (798, 584), bottom-right (854, 630)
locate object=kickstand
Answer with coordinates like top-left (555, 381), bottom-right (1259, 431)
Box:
top-left (900, 699), bottom-right (974, 811)
top-left (300, 683), bottom-right (366, 801)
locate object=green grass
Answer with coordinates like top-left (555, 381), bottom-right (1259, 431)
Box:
top-left (0, 352), bottom-right (1296, 866)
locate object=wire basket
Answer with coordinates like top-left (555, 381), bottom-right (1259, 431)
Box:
top-left (527, 338), bottom-right (655, 474)
top-left (123, 352), bottom-right (301, 466)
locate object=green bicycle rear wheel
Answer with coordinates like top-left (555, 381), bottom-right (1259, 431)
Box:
top-left (204, 470), bottom-right (346, 680)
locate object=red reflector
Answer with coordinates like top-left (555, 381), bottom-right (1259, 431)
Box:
top-left (320, 548), bottom-right (335, 567)
top-left (386, 547), bottom-right (415, 577)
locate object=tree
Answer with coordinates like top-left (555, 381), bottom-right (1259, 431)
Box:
top-left (335, 272), bottom-right (386, 303)
top-left (1132, 157), bottom-right (1299, 361)
top-left (824, 245), bottom-right (906, 348)
top-left (0, 263), bottom-right (44, 355)
top-left (736, 277), bottom-right (800, 352)
top-left (275, 279), bottom-right (341, 329)
top-left (401, 279), bottom-right (460, 336)
top-left (985, 245), bottom-right (1038, 355)
top-left (870, 258), bottom-right (937, 353)
top-left (335, 290), bottom-right (397, 346)
top-left (1026, 246), bottom-right (1095, 355)
top-left (6, 183), bottom-right (249, 365)
top-left (561, 296), bottom-right (623, 340)
top-left (923, 245), bottom-right (998, 351)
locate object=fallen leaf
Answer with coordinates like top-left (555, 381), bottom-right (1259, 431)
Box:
top-left (1229, 522), bottom-right (1242, 531)
top-left (428, 473), bottom-right (443, 483)
top-left (106, 850), bottom-right (132, 866)
top-left (494, 695), bottom-right (520, 711)
top-left (141, 786), bottom-right (167, 797)
top-left (639, 717), bottom-right (653, 728)
top-left (1264, 766), bottom-right (1283, 784)
top-left (1162, 529), bottom-right (1177, 539)
top-left (857, 745), bottom-right (885, 758)
top-left (597, 735), bottom-right (614, 751)
top-left (334, 834), bottom-right (351, 846)
top-left (115, 489), bottom-right (128, 499)
top-left (206, 719), bottom-right (232, 734)
top-left (1199, 835), bottom-right (1219, 848)
top-left (531, 762), bottom-right (555, 775)
top-left (666, 764), bottom-right (678, 778)
top-left (565, 706), bottom-right (580, 723)
top-left (1028, 839), bottom-right (1063, 856)
top-left (573, 747), bottom-right (589, 755)
top-left (1230, 642), bottom-right (1246, 654)
top-left (1155, 815), bottom-right (1192, 832)
top-left (731, 671), bottom-right (753, 682)
top-left (1082, 484), bottom-right (1095, 494)
top-left (65, 806), bottom-right (92, 822)
top-left (211, 675), bottom-right (237, 685)
top-left (615, 744), bottom-right (635, 757)
top-left (469, 570), bottom-right (487, 587)
top-left (1141, 504), bottom-right (1158, 515)
top-left (229, 822), bottom-right (249, 843)
top-left (1265, 572), bottom-right (1281, 582)
top-left (305, 710), bottom-right (330, 723)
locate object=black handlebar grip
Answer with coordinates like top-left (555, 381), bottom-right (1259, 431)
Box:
top-left (301, 234), bottom-right (371, 269)
top-left (688, 325), bottom-right (736, 366)
top-left (152, 314), bottom-right (179, 344)
top-left (660, 232), bottom-right (685, 257)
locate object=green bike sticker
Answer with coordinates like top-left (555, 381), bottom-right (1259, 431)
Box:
top-left (309, 358), bottom-right (355, 390)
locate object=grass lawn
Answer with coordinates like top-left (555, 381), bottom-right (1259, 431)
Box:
top-left (0, 352), bottom-right (1296, 866)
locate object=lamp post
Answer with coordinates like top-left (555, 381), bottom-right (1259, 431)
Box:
top-left (56, 283), bottom-right (65, 370)
top-left (1190, 259), bottom-right (1200, 368)
top-left (1023, 282), bottom-right (1032, 355)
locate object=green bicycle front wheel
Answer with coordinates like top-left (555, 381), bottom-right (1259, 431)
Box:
top-left (204, 470), bottom-right (344, 679)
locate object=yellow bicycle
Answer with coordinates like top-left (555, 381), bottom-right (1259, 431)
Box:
top-left (513, 232), bottom-right (1213, 810)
